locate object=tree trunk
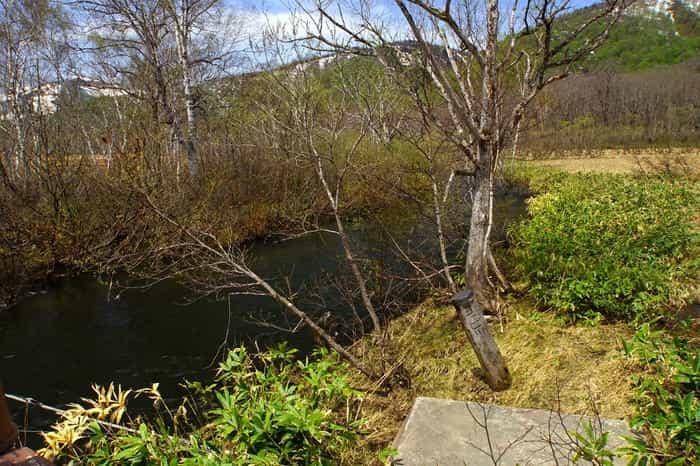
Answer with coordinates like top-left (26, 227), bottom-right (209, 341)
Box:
top-left (12, 119), bottom-right (24, 178)
top-left (460, 141), bottom-right (512, 391)
top-left (246, 269), bottom-right (378, 380)
top-left (311, 146), bottom-right (384, 343)
top-left (174, 25), bottom-right (198, 179)
top-left (451, 290), bottom-right (511, 391)
top-left (432, 176), bottom-right (457, 293)
top-left (182, 76), bottom-right (198, 178)
top-left (8, 85), bottom-right (27, 179)
top-left (465, 151), bottom-right (491, 304)
top-left (335, 212), bottom-right (383, 342)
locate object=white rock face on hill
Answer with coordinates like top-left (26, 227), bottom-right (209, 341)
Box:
top-left (629, 0), bottom-right (700, 17)
top-left (0, 80), bottom-right (124, 119)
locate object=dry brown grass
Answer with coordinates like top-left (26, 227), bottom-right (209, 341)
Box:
top-left (341, 300), bottom-right (639, 465)
top-left (523, 149), bottom-right (700, 175)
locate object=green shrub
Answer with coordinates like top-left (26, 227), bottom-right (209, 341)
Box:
top-left (620, 325), bottom-right (699, 465)
top-left (206, 345), bottom-right (362, 465)
top-left (511, 172), bottom-right (698, 321)
top-left (44, 344), bottom-right (363, 465)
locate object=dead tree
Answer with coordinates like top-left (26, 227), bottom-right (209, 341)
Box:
top-left (255, 47), bottom-right (387, 345)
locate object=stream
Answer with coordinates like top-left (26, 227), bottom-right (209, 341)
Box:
top-left (0, 191), bottom-right (527, 438)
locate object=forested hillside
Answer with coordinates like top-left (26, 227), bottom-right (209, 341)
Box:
top-left (588, 1), bottom-right (700, 70)
top-left (517, 1), bottom-right (700, 153)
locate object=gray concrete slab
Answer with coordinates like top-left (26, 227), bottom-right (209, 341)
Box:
top-left (392, 397), bottom-right (637, 465)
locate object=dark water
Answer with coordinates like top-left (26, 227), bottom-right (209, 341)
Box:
top-left (0, 231), bottom-right (346, 434)
top-left (0, 192), bottom-right (527, 437)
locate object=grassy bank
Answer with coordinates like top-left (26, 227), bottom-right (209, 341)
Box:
top-left (521, 149), bottom-right (700, 175)
top-left (341, 161), bottom-right (700, 464)
top-left (339, 300), bottom-right (640, 464)
top-left (35, 157), bottom-right (700, 465)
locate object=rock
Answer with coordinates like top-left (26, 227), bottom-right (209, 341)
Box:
top-left (392, 397), bottom-right (637, 465)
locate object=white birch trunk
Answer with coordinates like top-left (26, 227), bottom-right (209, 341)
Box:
top-left (171, 0), bottom-right (198, 178)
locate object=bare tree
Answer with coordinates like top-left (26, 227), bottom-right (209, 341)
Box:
top-left (294, 0), bottom-right (626, 389)
top-left (0, 0), bottom-right (72, 182)
top-left (253, 46), bottom-right (389, 345)
top-left (75, 0), bottom-right (240, 178)
top-left (100, 190), bottom-right (379, 379)
top-left (76, 0), bottom-right (184, 171)
top-left (161, 0), bottom-right (240, 177)
top-left (337, 56), bottom-right (408, 144)
top-left (0, 0), bottom-right (44, 179)
top-left (162, 0), bottom-right (203, 177)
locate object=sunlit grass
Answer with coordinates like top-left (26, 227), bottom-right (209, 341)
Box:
top-left (340, 299), bottom-right (639, 465)
top-left (521, 149), bottom-right (700, 175)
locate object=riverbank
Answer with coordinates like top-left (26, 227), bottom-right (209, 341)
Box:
top-left (0, 167), bottom-right (414, 314)
top-left (4, 147), bottom-right (695, 312)
top-left (16, 153), bottom-right (700, 465)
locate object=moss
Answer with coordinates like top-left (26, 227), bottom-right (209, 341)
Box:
top-left (339, 299), bottom-right (639, 465)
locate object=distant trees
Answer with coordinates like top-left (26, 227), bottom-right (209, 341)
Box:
top-left (523, 62), bottom-right (700, 153)
top-left (0, 0), bottom-right (70, 181)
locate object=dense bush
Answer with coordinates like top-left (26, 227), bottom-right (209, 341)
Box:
top-left (511, 171), bottom-right (698, 321)
top-left (205, 345), bottom-right (362, 464)
top-left (41, 345), bottom-right (363, 465)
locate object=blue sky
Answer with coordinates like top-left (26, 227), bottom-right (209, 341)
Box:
top-left (234, 0), bottom-right (295, 13)
top-left (233, 0), bottom-right (600, 14)
top-left (230, 0), bottom-right (604, 51)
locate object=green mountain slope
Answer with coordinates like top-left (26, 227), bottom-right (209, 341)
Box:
top-left (571, 1), bottom-right (700, 70)
top-left (591, 13), bottom-right (700, 70)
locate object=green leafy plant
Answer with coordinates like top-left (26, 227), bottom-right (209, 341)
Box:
top-left (511, 171), bottom-right (698, 322)
top-left (208, 344), bottom-right (362, 465)
top-left (378, 447), bottom-right (398, 463)
top-left (571, 420), bottom-right (616, 466)
top-left (620, 325), bottom-right (699, 465)
top-left (43, 344), bottom-right (364, 465)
